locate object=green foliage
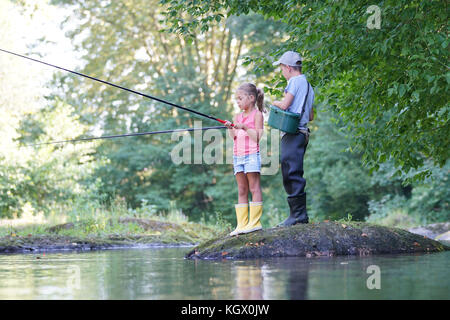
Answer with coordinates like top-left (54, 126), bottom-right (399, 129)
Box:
top-left (48, 0), bottom-right (286, 221)
top-left (2, 0), bottom-right (447, 230)
top-left (407, 161), bottom-right (450, 223)
top-left (305, 109), bottom-right (373, 221)
top-left (305, 107), bottom-right (449, 225)
top-left (162, 0), bottom-right (449, 180)
top-left (365, 159), bottom-right (449, 226)
top-left (0, 0), bottom-right (103, 218)
top-left (366, 195), bottom-right (420, 229)
top-left (0, 100), bottom-right (101, 218)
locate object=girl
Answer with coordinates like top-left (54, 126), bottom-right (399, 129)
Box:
top-left (224, 83), bottom-right (265, 236)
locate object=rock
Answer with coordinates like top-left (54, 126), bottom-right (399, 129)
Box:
top-left (186, 221), bottom-right (449, 260)
top-left (408, 222), bottom-right (450, 239)
top-left (435, 231), bottom-right (450, 241)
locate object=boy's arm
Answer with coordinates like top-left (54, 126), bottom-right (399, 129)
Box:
top-left (273, 92), bottom-right (294, 110)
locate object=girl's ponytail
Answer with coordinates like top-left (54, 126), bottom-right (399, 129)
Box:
top-left (256, 87), bottom-right (265, 113)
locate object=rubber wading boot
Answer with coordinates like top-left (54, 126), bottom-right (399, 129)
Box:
top-left (242, 201), bottom-right (263, 234)
top-left (279, 193), bottom-right (309, 227)
top-left (229, 203), bottom-right (249, 236)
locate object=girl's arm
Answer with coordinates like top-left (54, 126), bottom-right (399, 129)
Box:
top-left (241, 111), bottom-right (264, 143)
top-left (226, 115), bottom-right (238, 139)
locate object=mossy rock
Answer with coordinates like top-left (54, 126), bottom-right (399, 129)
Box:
top-left (186, 221), bottom-right (449, 260)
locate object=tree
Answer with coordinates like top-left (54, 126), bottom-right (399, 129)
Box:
top-left (161, 0), bottom-right (449, 179)
top-left (0, 0), bottom-right (99, 217)
top-left (50, 0), bottom-right (286, 220)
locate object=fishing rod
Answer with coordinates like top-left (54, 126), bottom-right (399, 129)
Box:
top-left (24, 126), bottom-right (226, 147)
top-left (0, 48), bottom-right (234, 127)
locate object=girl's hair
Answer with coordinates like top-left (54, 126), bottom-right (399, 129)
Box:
top-left (237, 83), bottom-right (265, 113)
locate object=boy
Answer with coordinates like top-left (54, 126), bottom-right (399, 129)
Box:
top-left (272, 51), bottom-right (315, 226)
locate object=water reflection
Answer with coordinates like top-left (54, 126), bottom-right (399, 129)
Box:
top-left (284, 259), bottom-right (309, 300)
top-left (234, 263), bottom-right (264, 299)
top-left (232, 259), bottom-right (310, 299)
top-left (0, 249), bottom-right (448, 299)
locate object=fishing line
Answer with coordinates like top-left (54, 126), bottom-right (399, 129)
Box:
top-left (23, 126), bottom-right (226, 147)
top-left (0, 48), bottom-right (233, 126)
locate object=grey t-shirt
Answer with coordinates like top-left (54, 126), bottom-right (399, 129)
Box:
top-left (285, 74), bottom-right (315, 130)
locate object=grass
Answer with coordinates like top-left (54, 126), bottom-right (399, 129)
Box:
top-left (365, 209), bottom-right (422, 230)
top-left (0, 198), bottom-right (225, 247)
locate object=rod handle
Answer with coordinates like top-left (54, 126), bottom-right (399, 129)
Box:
top-left (216, 119), bottom-right (235, 128)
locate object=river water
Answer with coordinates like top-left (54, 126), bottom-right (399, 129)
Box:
top-left (0, 247), bottom-right (448, 299)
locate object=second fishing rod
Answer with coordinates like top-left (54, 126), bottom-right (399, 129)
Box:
top-left (0, 48), bottom-right (234, 127)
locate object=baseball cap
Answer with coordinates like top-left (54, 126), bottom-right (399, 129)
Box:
top-left (272, 51), bottom-right (302, 67)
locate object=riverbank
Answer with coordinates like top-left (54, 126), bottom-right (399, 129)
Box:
top-left (3, 217), bottom-right (449, 256)
top-left (0, 217), bottom-right (220, 254)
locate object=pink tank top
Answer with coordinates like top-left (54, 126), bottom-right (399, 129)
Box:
top-left (233, 108), bottom-right (261, 156)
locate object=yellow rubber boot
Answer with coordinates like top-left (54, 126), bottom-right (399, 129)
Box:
top-left (242, 202), bottom-right (263, 234)
top-left (229, 203), bottom-right (249, 236)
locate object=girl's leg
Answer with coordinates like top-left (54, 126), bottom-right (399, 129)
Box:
top-left (246, 172), bottom-right (262, 202)
top-left (242, 172), bottom-right (263, 234)
top-left (230, 172), bottom-right (250, 236)
top-left (235, 172), bottom-right (249, 203)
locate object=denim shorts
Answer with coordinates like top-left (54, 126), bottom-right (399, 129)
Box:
top-left (233, 152), bottom-right (261, 175)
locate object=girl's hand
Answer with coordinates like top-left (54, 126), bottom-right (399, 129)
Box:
top-left (233, 123), bottom-right (247, 130)
top-left (224, 120), bottom-right (234, 129)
